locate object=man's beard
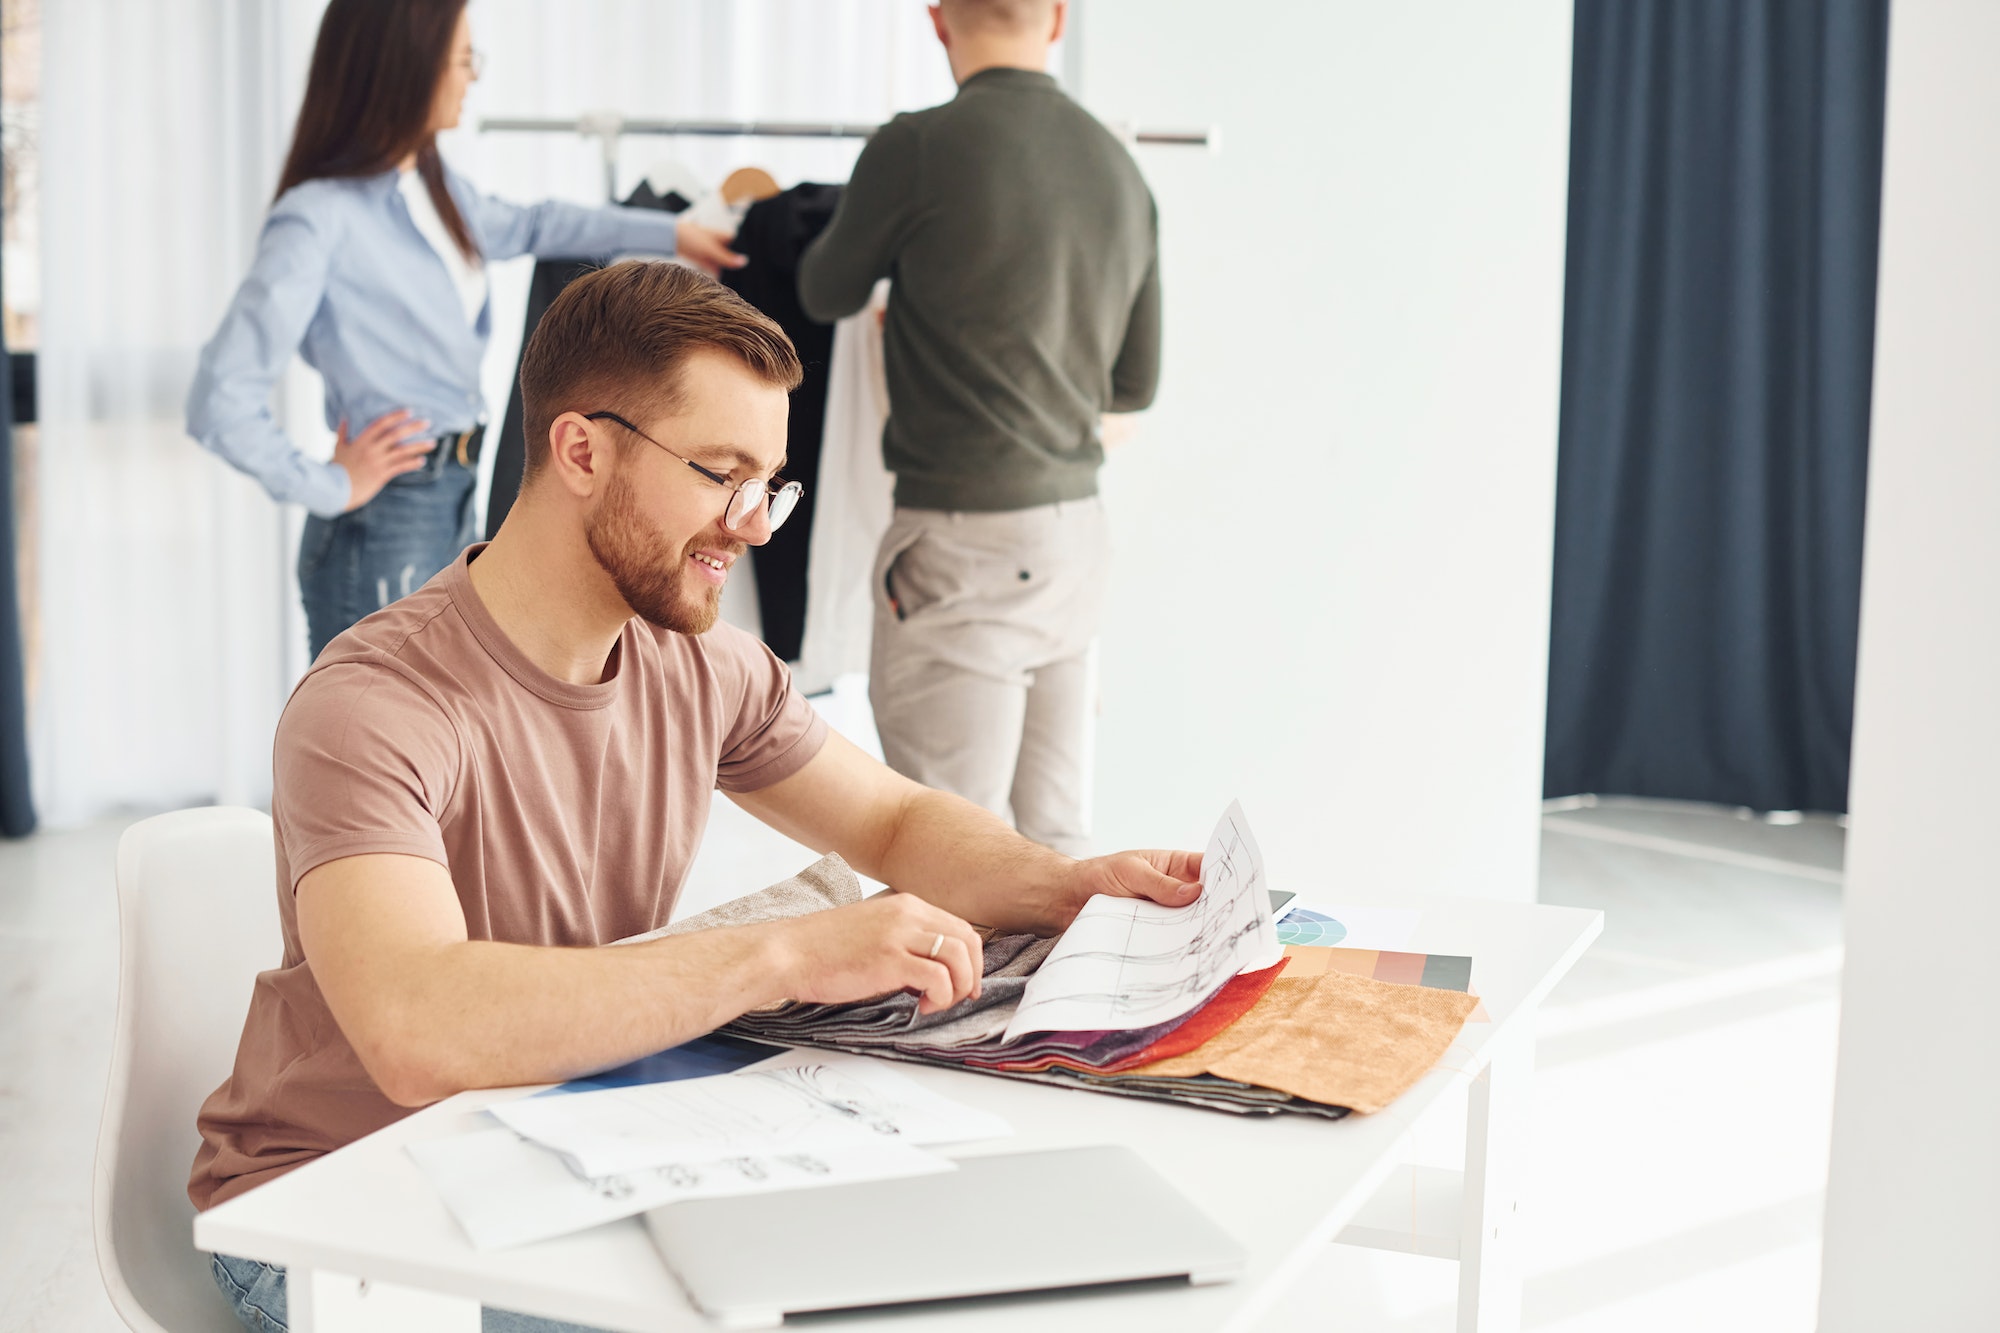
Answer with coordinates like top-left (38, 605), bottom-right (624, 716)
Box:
top-left (584, 469), bottom-right (732, 635)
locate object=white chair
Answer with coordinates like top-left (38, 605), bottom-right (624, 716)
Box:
top-left (94, 807), bottom-right (279, 1332)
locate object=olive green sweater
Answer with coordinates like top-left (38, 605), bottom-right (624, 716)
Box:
top-left (798, 68), bottom-right (1160, 512)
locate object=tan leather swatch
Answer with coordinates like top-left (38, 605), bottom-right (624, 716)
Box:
top-left (1131, 973), bottom-right (1311, 1078)
top-left (1125, 970), bottom-right (1479, 1114)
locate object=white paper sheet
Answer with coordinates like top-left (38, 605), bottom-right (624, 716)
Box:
top-left (1002, 800), bottom-right (1282, 1041)
top-left (407, 1126), bottom-right (949, 1251)
top-left (489, 1051), bottom-right (1010, 1180)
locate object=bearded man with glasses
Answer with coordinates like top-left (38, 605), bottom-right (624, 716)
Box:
top-left (188, 264), bottom-right (1204, 1275)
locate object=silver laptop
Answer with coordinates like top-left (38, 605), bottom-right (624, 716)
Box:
top-left (645, 1145), bottom-right (1246, 1328)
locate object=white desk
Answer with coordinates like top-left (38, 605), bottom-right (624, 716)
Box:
top-left (196, 897), bottom-right (1600, 1333)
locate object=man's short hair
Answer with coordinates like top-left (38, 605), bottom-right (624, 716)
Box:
top-left (939, 0), bottom-right (1057, 35)
top-left (518, 261), bottom-right (803, 479)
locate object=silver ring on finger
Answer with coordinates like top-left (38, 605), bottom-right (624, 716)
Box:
top-left (927, 932), bottom-right (946, 960)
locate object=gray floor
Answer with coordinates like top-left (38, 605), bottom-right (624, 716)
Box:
top-left (0, 799), bottom-right (1844, 1332)
top-left (2, 816), bottom-right (127, 1332)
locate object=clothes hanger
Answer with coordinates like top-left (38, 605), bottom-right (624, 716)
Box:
top-left (641, 157), bottom-right (712, 203)
top-left (720, 166), bottom-right (782, 206)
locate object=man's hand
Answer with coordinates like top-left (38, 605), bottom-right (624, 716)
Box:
top-left (1100, 412), bottom-right (1140, 452)
top-left (675, 218), bottom-right (748, 277)
top-left (1040, 849), bottom-right (1203, 932)
top-left (761, 894), bottom-right (985, 1015)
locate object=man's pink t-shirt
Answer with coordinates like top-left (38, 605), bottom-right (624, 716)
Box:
top-left (189, 546), bottom-right (827, 1210)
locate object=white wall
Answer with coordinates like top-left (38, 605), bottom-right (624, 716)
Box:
top-left (1817, 4), bottom-right (2000, 1326)
top-left (1078, 3), bottom-right (1573, 899)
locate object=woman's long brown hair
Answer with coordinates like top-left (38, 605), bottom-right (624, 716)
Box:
top-left (275, 0), bottom-right (478, 261)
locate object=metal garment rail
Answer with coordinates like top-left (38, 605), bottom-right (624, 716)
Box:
top-left (479, 113), bottom-right (1218, 197)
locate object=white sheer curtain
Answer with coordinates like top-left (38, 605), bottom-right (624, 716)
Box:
top-left (35, 0), bottom-right (321, 826)
top-left (32, 0), bottom-right (955, 826)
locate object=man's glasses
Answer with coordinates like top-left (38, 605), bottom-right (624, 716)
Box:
top-left (584, 411), bottom-right (803, 533)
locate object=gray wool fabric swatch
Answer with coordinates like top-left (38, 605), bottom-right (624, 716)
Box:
top-left (730, 933), bottom-right (1059, 1049)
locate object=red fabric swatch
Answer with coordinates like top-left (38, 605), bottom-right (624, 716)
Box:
top-left (956, 959), bottom-right (1293, 1076)
top-left (1099, 956), bottom-right (1291, 1072)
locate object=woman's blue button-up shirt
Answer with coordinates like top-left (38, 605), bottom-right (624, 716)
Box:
top-left (187, 167), bottom-right (680, 517)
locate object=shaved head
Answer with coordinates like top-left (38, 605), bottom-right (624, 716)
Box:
top-left (938, 0), bottom-right (1057, 35)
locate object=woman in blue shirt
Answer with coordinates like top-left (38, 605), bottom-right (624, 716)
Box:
top-left (188, 0), bottom-right (741, 657)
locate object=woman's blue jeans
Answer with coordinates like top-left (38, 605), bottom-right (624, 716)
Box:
top-left (297, 445), bottom-right (478, 660)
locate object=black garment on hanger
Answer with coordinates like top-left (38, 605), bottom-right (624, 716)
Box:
top-left (719, 183), bottom-right (842, 665)
top-left (484, 184), bottom-right (690, 540)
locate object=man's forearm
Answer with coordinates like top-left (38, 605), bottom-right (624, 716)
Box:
top-left (727, 739), bottom-right (1200, 960)
top-left (730, 736), bottom-right (1086, 934)
top-left (357, 924), bottom-right (793, 1106)
top-left (873, 787), bottom-right (1077, 934)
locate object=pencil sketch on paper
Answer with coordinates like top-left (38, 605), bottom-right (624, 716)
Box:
top-left (1002, 800), bottom-right (1283, 1041)
top-left (488, 1050), bottom-right (1010, 1181)
top-left (407, 1126), bottom-right (948, 1250)
top-left (413, 1052), bottom-right (1010, 1249)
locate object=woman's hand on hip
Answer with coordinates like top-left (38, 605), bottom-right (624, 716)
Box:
top-left (333, 409), bottom-right (434, 511)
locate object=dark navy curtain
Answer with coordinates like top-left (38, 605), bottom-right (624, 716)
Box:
top-left (0, 59), bottom-right (36, 838)
top-left (1544, 0), bottom-right (1890, 814)
top-left (0, 351), bottom-right (27, 838)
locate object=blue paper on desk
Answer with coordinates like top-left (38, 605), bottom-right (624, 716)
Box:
top-left (535, 1033), bottom-right (784, 1097)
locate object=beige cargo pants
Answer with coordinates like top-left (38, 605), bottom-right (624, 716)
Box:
top-left (869, 498), bottom-right (1109, 858)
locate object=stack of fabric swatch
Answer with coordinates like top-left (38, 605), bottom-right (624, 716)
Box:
top-left (725, 930), bottom-right (1484, 1119)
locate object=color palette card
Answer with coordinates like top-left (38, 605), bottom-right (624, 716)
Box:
top-left (1281, 945), bottom-right (1488, 1021)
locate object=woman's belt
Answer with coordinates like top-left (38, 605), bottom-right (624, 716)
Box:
top-left (443, 425), bottom-right (485, 468)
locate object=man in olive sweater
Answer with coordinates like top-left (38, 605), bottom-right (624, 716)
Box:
top-left (798, 0), bottom-right (1159, 857)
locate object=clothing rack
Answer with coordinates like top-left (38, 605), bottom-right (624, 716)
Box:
top-left (480, 112), bottom-right (1219, 199)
